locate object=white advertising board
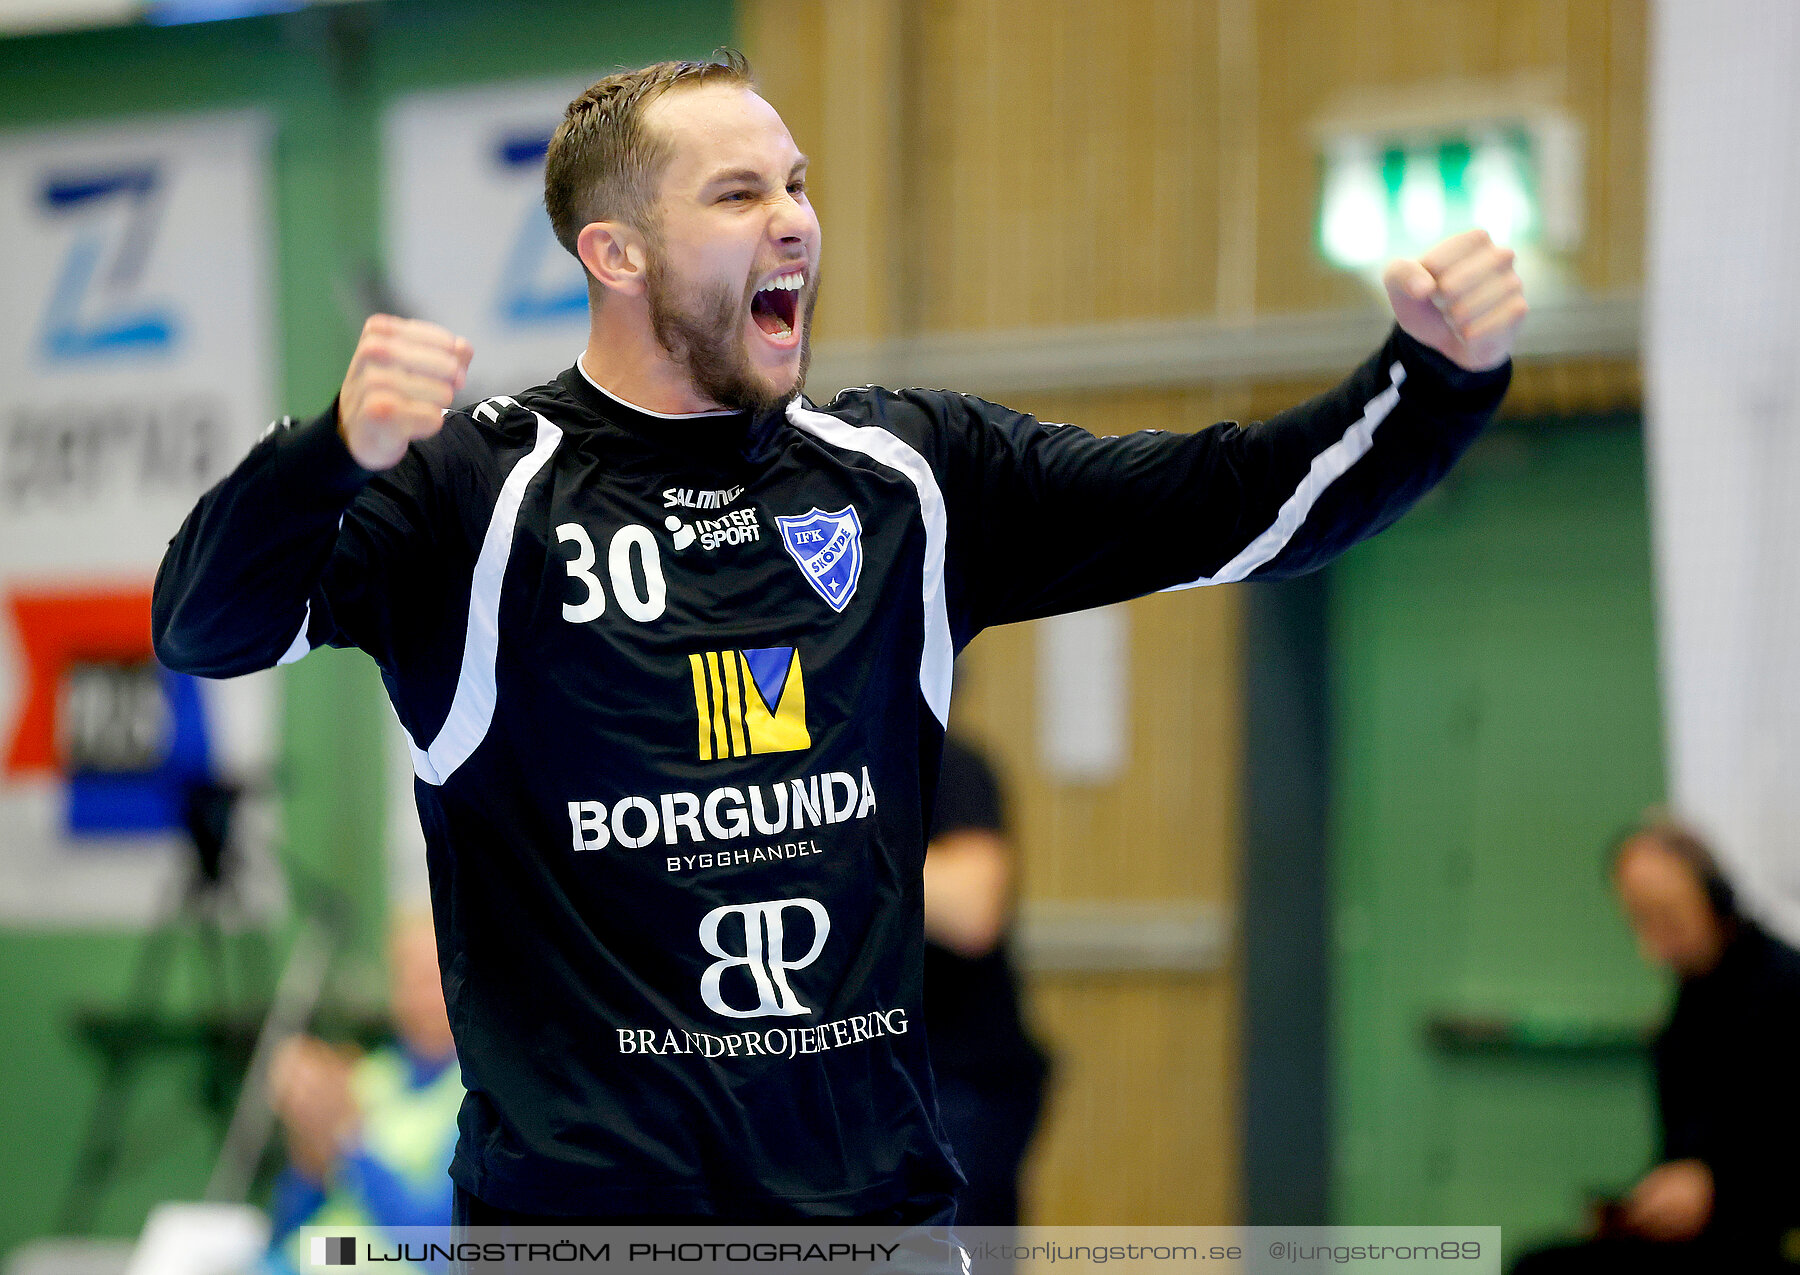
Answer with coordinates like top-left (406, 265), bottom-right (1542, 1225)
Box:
top-left (384, 78), bottom-right (601, 397)
top-left (0, 110), bottom-right (280, 926)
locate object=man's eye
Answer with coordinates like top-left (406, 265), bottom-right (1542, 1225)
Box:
top-left (788, 180), bottom-right (807, 195)
top-left (721, 191), bottom-right (753, 203)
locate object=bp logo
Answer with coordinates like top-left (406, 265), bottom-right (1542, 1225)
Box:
top-left (699, 897), bottom-right (830, 1018)
top-left (311, 1236), bottom-right (356, 1266)
top-left (775, 506), bottom-right (863, 612)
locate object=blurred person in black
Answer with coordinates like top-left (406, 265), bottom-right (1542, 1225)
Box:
top-left (1512, 818), bottom-right (1800, 1273)
top-left (923, 734), bottom-right (1049, 1229)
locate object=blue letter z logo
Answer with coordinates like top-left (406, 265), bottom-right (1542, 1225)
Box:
top-left (38, 166), bottom-right (179, 362)
top-left (493, 132), bottom-right (587, 326)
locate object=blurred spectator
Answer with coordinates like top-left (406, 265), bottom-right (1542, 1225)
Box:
top-left (1513, 818), bottom-right (1800, 1273)
top-left (923, 735), bottom-right (1050, 1228)
top-left (263, 913), bottom-right (461, 1274)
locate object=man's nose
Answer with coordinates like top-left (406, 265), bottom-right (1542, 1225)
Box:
top-left (769, 192), bottom-right (816, 247)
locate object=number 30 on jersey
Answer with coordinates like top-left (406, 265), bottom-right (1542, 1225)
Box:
top-left (557, 523), bottom-right (667, 623)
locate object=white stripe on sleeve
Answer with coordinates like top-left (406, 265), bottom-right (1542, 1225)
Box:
top-left (1165, 360), bottom-right (1406, 590)
top-left (276, 601), bottom-right (312, 665)
top-left (785, 400), bottom-right (954, 727)
top-left (409, 412), bottom-right (563, 785)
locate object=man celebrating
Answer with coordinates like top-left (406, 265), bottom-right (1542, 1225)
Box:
top-left (154, 52), bottom-right (1525, 1225)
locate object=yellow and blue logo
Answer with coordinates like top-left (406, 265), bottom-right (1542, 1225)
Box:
top-left (689, 647), bottom-right (811, 761)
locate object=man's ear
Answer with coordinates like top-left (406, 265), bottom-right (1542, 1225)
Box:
top-left (577, 221), bottom-right (648, 299)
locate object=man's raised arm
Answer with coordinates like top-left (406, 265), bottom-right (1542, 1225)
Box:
top-left (921, 229), bottom-right (1527, 635)
top-left (152, 317), bottom-right (472, 677)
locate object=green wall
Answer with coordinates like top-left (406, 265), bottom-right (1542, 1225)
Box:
top-left (1331, 416), bottom-right (1670, 1257)
top-left (0, 0), bottom-right (730, 1255)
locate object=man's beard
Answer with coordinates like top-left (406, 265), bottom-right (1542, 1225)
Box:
top-left (644, 247), bottom-right (817, 417)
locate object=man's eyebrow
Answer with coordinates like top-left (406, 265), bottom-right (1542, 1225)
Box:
top-left (701, 167), bottom-right (764, 189)
top-left (701, 157), bottom-right (811, 189)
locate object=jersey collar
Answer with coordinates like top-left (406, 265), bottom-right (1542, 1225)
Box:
top-left (559, 362), bottom-right (786, 460)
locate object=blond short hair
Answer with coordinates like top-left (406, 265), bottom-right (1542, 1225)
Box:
top-left (544, 50), bottom-right (755, 264)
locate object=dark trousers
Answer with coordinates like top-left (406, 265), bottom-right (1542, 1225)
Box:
top-left (933, 1073), bottom-right (1043, 1228)
top-left (935, 1072), bottom-right (1044, 1275)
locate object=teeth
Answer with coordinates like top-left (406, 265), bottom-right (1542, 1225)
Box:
top-left (761, 273), bottom-right (803, 292)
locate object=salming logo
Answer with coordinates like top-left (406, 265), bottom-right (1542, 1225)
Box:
top-left (689, 647), bottom-right (810, 761)
top-left (665, 485), bottom-right (744, 510)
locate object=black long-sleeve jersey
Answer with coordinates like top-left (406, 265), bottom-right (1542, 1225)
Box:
top-left (154, 326), bottom-right (1507, 1218)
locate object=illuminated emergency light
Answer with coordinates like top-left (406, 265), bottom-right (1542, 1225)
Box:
top-left (1318, 127), bottom-right (1540, 271)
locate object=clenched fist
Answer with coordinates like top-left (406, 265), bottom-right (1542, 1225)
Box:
top-left (1383, 228), bottom-right (1528, 373)
top-left (338, 314), bottom-right (474, 471)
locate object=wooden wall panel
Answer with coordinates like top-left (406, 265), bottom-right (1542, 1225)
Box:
top-left (1241, 356), bottom-right (1640, 426)
top-left (752, 0), bottom-right (1648, 321)
top-left (748, 0), bottom-right (1648, 330)
top-left (1021, 977), bottom-right (1240, 1223)
top-left (1584, 1), bottom-right (1648, 291)
top-left (910, 0), bottom-right (1221, 330)
top-left (1257, 0), bottom-right (1647, 312)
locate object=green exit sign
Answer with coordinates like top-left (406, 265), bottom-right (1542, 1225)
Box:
top-left (1317, 123), bottom-right (1568, 271)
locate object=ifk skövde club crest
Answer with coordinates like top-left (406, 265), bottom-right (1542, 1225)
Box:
top-left (775, 506), bottom-right (864, 612)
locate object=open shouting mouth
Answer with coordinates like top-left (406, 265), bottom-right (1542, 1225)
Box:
top-left (750, 268), bottom-right (804, 348)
